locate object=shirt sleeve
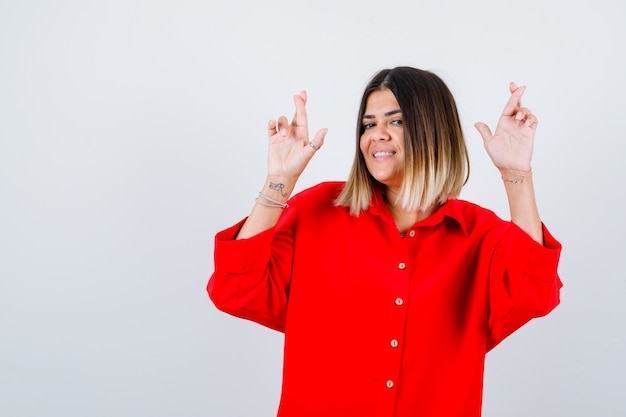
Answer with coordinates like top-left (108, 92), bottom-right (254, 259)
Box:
top-left (207, 208), bottom-right (297, 333)
top-left (486, 222), bottom-right (563, 351)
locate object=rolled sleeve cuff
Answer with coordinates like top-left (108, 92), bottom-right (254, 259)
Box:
top-left (508, 222), bottom-right (562, 281)
top-left (213, 218), bottom-right (276, 273)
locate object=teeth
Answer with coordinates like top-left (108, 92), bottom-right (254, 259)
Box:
top-left (374, 151), bottom-right (393, 158)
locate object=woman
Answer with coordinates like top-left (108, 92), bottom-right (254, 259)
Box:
top-left (208, 67), bottom-right (562, 417)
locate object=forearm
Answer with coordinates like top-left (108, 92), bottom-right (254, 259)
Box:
top-left (236, 176), bottom-right (297, 239)
top-left (501, 170), bottom-right (544, 245)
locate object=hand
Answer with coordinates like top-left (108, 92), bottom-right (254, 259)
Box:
top-left (474, 82), bottom-right (537, 174)
top-left (266, 91), bottom-right (328, 181)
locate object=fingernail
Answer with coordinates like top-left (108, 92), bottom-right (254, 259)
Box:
top-left (281, 128), bottom-right (288, 137)
top-left (525, 119), bottom-right (531, 127)
top-left (516, 111), bottom-right (524, 120)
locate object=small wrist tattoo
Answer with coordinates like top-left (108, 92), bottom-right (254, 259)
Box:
top-left (269, 182), bottom-right (287, 197)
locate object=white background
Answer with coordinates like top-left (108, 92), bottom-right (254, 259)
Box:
top-left (1, 0), bottom-right (624, 416)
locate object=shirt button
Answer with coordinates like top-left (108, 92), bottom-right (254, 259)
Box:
top-left (408, 230), bottom-right (416, 238)
top-left (386, 380), bottom-right (394, 389)
top-left (398, 262), bottom-right (406, 270)
top-left (390, 339), bottom-right (399, 348)
top-left (394, 297), bottom-right (404, 306)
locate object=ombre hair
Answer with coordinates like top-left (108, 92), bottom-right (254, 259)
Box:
top-left (335, 66), bottom-right (470, 215)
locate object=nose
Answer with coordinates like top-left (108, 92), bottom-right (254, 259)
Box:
top-left (370, 124), bottom-right (391, 141)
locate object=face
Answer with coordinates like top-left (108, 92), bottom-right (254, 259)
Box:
top-left (359, 88), bottom-right (405, 191)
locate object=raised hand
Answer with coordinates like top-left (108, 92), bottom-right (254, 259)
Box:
top-left (474, 82), bottom-right (544, 243)
top-left (474, 82), bottom-right (537, 175)
top-left (266, 91), bottom-right (328, 182)
top-left (236, 92), bottom-right (327, 239)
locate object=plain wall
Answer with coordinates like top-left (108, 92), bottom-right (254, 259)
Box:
top-left (1, 0), bottom-right (624, 416)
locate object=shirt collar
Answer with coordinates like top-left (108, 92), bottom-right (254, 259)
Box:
top-left (368, 186), bottom-right (469, 237)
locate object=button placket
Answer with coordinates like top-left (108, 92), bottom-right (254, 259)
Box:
top-left (377, 252), bottom-right (410, 415)
top-left (384, 260), bottom-right (406, 394)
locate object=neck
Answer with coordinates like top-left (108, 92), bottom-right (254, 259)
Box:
top-left (384, 188), bottom-right (436, 234)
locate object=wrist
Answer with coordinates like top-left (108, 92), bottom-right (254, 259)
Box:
top-left (262, 176), bottom-right (297, 201)
top-left (499, 168), bottom-right (532, 184)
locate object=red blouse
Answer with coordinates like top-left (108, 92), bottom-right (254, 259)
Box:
top-left (208, 182), bottom-right (562, 417)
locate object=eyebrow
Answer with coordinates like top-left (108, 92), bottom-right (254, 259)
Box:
top-left (362, 109), bottom-right (402, 119)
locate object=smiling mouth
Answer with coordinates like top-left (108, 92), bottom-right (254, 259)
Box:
top-left (374, 151), bottom-right (394, 158)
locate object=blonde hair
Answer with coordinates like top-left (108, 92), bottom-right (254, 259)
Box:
top-left (336, 67), bottom-right (470, 215)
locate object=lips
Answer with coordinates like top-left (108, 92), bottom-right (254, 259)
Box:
top-left (373, 151), bottom-right (395, 159)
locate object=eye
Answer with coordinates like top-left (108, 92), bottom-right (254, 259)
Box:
top-left (391, 119), bottom-right (403, 126)
top-left (362, 122), bottom-right (375, 129)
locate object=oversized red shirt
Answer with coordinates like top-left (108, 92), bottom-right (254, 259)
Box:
top-left (208, 181), bottom-right (562, 417)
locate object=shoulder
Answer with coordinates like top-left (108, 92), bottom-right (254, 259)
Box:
top-left (443, 199), bottom-right (508, 236)
top-left (283, 182), bottom-right (349, 222)
top-left (447, 199), bottom-right (499, 218)
top-left (290, 181), bottom-right (345, 205)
